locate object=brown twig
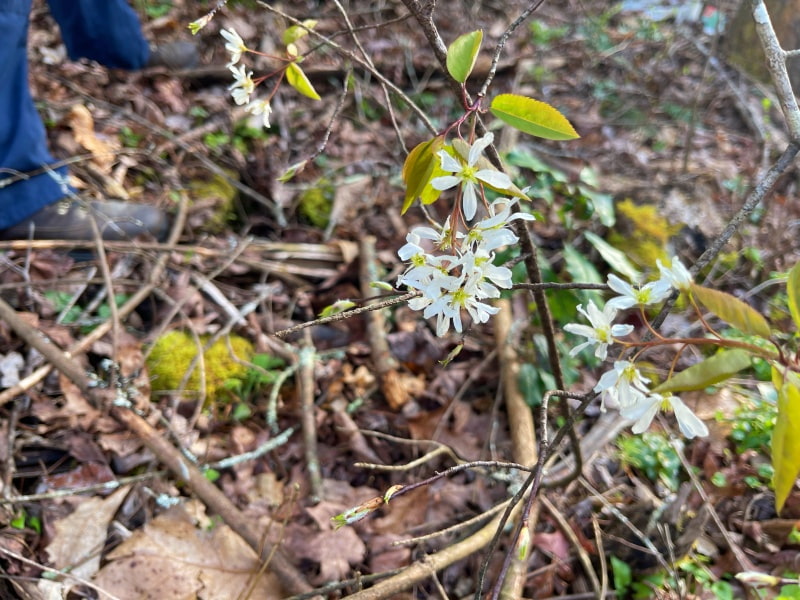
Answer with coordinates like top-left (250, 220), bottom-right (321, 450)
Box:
top-left (298, 335), bottom-right (322, 503)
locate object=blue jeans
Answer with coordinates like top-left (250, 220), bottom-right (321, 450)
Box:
top-left (0, 0), bottom-right (149, 228)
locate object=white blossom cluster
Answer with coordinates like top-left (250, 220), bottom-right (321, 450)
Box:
top-left (564, 258), bottom-right (708, 438)
top-left (397, 133), bottom-right (534, 336)
top-left (221, 28), bottom-right (272, 128)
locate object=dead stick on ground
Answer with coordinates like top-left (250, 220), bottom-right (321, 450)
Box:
top-left (494, 299), bottom-right (538, 600)
top-left (298, 332), bottom-right (323, 503)
top-left (0, 296), bottom-right (314, 597)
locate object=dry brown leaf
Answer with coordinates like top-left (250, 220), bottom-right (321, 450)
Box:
top-left (45, 486), bottom-right (130, 580)
top-left (93, 501), bottom-right (283, 600)
top-left (381, 369), bottom-right (425, 410)
top-left (67, 104), bottom-right (119, 173)
top-left (305, 528), bottom-right (366, 582)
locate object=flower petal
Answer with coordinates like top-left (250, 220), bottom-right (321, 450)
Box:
top-left (468, 133), bottom-right (494, 166)
top-left (476, 169), bottom-right (512, 190)
top-left (431, 175), bottom-right (460, 191)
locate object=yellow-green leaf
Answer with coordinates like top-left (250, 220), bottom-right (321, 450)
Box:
top-left (283, 19), bottom-right (317, 45)
top-left (450, 138), bottom-right (530, 201)
top-left (446, 30), bottom-right (483, 83)
top-left (286, 62), bottom-right (321, 100)
top-left (401, 137), bottom-right (445, 213)
top-left (583, 231), bottom-right (641, 283)
top-left (787, 261), bottom-right (800, 332)
top-left (490, 94), bottom-right (579, 141)
top-left (690, 283), bottom-right (771, 338)
top-left (771, 368), bottom-right (800, 513)
top-left (652, 349), bottom-right (751, 394)
top-left (277, 159), bottom-right (308, 182)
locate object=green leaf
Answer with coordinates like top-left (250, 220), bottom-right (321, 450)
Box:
top-left (690, 283), bottom-right (771, 338)
top-left (319, 299), bottom-right (356, 318)
top-left (450, 138), bottom-right (530, 201)
top-left (286, 62), bottom-right (321, 100)
top-left (583, 231), bottom-right (641, 282)
top-left (610, 556), bottom-right (632, 594)
top-left (490, 94), bottom-right (579, 140)
top-left (772, 369), bottom-right (800, 513)
top-left (652, 349), bottom-right (751, 394)
top-left (283, 19), bottom-right (317, 45)
top-left (787, 261), bottom-right (800, 332)
top-left (278, 159), bottom-right (309, 182)
top-left (401, 137), bottom-right (445, 213)
top-left (446, 30), bottom-right (483, 83)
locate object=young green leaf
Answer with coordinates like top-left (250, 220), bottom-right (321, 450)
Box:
top-left (446, 30), bottom-right (483, 83)
top-left (401, 136), bottom-right (445, 213)
top-left (771, 368), bottom-right (800, 513)
top-left (583, 231), bottom-right (641, 283)
top-left (787, 261), bottom-right (800, 333)
top-left (319, 299), bottom-right (356, 318)
top-left (286, 62), bottom-right (321, 100)
top-left (283, 19), bottom-right (317, 45)
top-left (690, 283), bottom-right (771, 338)
top-left (652, 349), bottom-right (751, 394)
top-left (490, 94), bottom-right (579, 140)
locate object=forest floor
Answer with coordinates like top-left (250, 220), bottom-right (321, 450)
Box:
top-left (1, 0), bottom-right (799, 598)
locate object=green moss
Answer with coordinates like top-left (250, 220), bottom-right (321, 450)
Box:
top-left (146, 331), bottom-right (254, 402)
top-left (298, 180), bottom-right (334, 228)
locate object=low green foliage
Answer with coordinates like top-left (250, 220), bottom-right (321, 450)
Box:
top-left (617, 432), bottom-right (682, 492)
top-left (146, 331), bottom-right (255, 403)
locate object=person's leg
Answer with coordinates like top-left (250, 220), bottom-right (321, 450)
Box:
top-left (46, 0), bottom-right (150, 70)
top-left (0, 0), bottom-right (69, 229)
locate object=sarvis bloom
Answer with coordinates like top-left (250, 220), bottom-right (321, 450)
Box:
top-left (606, 273), bottom-right (671, 311)
top-left (621, 392), bottom-right (709, 439)
top-left (656, 257), bottom-right (693, 292)
top-left (463, 199), bottom-right (535, 251)
top-left (593, 360), bottom-right (650, 411)
top-left (245, 98), bottom-right (272, 128)
top-left (564, 301), bottom-right (634, 360)
top-left (431, 133), bottom-right (512, 220)
top-left (221, 27), bottom-right (248, 66)
top-left (229, 64), bottom-right (255, 105)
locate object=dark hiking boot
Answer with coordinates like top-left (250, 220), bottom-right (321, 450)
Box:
top-left (147, 41), bottom-right (199, 70)
top-left (0, 199), bottom-right (169, 241)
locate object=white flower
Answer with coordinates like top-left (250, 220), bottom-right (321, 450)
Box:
top-left (221, 27), bottom-right (248, 66)
top-left (408, 218), bottom-right (461, 252)
top-left (463, 249), bottom-right (512, 293)
top-left (463, 199), bottom-right (535, 252)
top-left (228, 64), bottom-right (255, 105)
top-left (593, 360), bottom-right (650, 411)
top-left (564, 301), bottom-right (634, 360)
top-left (656, 257), bottom-right (693, 292)
top-left (430, 133), bottom-right (513, 220)
top-left (245, 98), bottom-right (272, 128)
top-left (621, 393), bottom-right (709, 439)
top-left (606, 273), bottom-right (671, 311)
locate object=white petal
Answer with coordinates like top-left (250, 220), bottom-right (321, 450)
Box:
top-left (622, 396), bottom-right (660, 433)
top-left (462, 183), bottom-right (478, 220)
top-left (563, 323), bottom-right (595, 338)
top-left (610, 323), bottom-right (634, 337)
top-left (476, 169), bottom-right (512, 190)
top-left (431, 175), bottom-right (460, 191)
top-left (438, 150), bottom-right (463, 173)
top-left (606, 296), bottom-right (637, 311)
top-left (669, 396), bottom-right (709, 438)
top-left (593, 342), bottom-right (609, 360)
top-left (568, 340), bottom-right (592, 357)
top-left (607, 273), bottom-right (634, 296)
top-left (468, 133), bottom-right (494, 165)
